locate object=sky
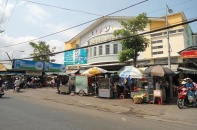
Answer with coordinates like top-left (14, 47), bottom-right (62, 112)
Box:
top-left (0, 0), bottom-right (197, 64)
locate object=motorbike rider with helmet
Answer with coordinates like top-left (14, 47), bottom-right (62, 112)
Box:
top-left (184, 78), bottom-right (195, 102)
top-left (14, 78), bottom-right (20, 92)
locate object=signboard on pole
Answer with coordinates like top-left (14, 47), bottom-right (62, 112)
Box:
top-left (181, 50), bottom-right (197, 58)
top-left (13, 60), bottom-right (44, 71)
top-left (64, 48), bottom-right (87, 65)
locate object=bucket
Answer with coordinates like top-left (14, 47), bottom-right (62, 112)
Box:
top-left (157, 98), bottom-right (161, 105)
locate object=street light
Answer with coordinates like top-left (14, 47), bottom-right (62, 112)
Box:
top-left (166, 4), bottom-right (173, 99)
top-left (12, 50), bottom-right (24, 60)
top-left (166, 4), bottom-right (173, 69)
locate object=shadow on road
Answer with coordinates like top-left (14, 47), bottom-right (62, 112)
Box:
top-left (0, 96), bottom-right (11, 99)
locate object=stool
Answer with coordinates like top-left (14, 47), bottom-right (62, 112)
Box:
top-left (120, 93), bottom-right (125, 99)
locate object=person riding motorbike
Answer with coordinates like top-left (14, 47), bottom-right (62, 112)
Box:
top-left (14, 78), bottom-right (21, 92)
top-left (184, 78), bottom-right (195, 102)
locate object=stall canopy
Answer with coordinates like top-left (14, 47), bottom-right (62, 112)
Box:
top-left (0, 63), bottom-right (12, 71)
top-left (45, 72), bottom-right (68, 76)
top-left (119, 66), bottom-right (143, 78)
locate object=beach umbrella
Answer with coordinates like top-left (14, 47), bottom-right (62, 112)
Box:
top-left (119, 66), bottom-right (142, 79)
top-left (144, 65), bottom-right (175, 77)
top-left (82, 67), bottom-right (107, 76)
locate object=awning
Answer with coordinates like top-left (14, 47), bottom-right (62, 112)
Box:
top-left (0, 64), bottom-right (12, 71)
top-left (66, 69), bottom-right (79, 74)
top-left (178, 67), bottom-right (197, 72)
top-left (45, 72), bottom-right (68, 76)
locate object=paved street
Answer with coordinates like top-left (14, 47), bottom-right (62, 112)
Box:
top-left (0, 89), bottom-right (197, 130)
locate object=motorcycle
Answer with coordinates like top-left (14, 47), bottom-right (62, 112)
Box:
top-left (0, 86), bottom-right (5, 98)
top-left (14, 85), bottom-right (20, 92)
top-left (177, 86), bottom-right (197, 109)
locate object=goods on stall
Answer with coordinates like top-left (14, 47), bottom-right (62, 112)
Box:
top-left (133, 95), bottom-right (143, 104)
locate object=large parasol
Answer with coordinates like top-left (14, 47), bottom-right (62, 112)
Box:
top-left (119, 66), bottom-right (143, 79)
top-left (144, 65), bottom-right (175, 77)
top-left (82, 67), bottom-right (108, 76)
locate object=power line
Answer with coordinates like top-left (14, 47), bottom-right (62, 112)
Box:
top-left (0, 17), bottom-right (196, 62)
top-left (0, 0), bottom-right (148, 48)
top-left (0, 0), bottom-right (8, 27)
top-left (21, 0), bottom-right (102, 16)
top-left (147, 0), bottom-right (194, 15)
top-left (9, 17), bottom-right (196, 61)
top-left (3, 0), bottom-right (19, 30)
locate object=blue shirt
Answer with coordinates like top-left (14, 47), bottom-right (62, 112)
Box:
top-left (185, 82), bottom-right (194, 88)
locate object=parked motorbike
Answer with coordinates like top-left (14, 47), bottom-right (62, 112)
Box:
top-left (177, 87), bottom-right (197, 109)
top-left (0, 86), bottom-right (5, 98)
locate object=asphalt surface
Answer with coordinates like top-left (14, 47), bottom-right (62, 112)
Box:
top-left (0, 92), bottom-right (196, 130)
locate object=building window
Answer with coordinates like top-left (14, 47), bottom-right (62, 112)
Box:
top-left (113, 44), bottom-right (118, 54)
top-left (106, 45), bottom-right (110, 55)
top-left (178, 29), bottom-right (184, 32)
top-left (94, 47), bottom-right (96, 56)
top-left (151, 33), bottom-right (162, 37)
top-left (90, 48), bottom-right (92, 57)
top-left (99, 46), bottom-right (102, 55)
top-left (151, 40), bottom-right (162, 44)
top-left (169, 30), bottom-right (176, 34)
top-left (152, 45), bottom-right (163, 49)
top-left (152, 51), bottom-right (163, 55)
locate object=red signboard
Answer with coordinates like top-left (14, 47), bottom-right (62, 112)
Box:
top-left (181, 50), bottom-right (197, 59)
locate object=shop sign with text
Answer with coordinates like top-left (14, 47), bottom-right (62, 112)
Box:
top-left (13, 60), bottom-right (44, 71)
top-left (45, 63), bottom-right (66, 72)
top-left (181, 50), bottom-right (197, 58)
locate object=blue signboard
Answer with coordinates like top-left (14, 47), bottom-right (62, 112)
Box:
top-left (64, 48), bottom-right (87, 65)
top-left (13, 60), bottom-right (44, 71)
top-left (45, 62), bottom-right (66, 72)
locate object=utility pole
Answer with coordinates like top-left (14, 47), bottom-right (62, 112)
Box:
top-left (5, 52), bottom-right (12, 64)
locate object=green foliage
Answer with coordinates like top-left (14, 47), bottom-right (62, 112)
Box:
top-left (29, 41), bottom-right (56, 62)
top-left (113, 13), bottom-right (149, 67)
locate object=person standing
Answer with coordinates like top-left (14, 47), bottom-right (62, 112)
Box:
top-left (31, 77), bottom-right (35, 89)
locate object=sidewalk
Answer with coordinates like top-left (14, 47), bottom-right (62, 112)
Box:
top-left (7, 88), bottom-right (197, 125)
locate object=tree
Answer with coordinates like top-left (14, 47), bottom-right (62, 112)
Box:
top-left (113, 13), bottom-right (149, 67)
top-left (29, 41), bottom-right (56, 62)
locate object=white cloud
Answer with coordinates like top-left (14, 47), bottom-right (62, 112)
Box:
top-left (25, 4), bottom-right (50, 23)
top-left (44, 23), bottom-right (80, 40)
top-left (0, 35), bottom-right (65, 64)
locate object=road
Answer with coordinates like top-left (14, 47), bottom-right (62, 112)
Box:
top-left (0, 92), bottom-right (196, 130)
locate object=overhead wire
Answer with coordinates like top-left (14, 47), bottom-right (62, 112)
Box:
top-left (0, 0), bottom-right (149, 48)
top-left (3, 0), bottom-right (19, 30)
top-left (21, 0), bottom-right (102, 16)
top-left (11, 17), bottom-right (197, 61)
top-left (147, 0), bottom-right (194, 15)
top-left (0, 0), bottom-right (195, 49)
top-left (0, 0), bottom-right (9, 27)
top-left (0, 16), bottom-right (197, 62)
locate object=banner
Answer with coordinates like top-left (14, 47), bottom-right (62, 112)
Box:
top-left (181, 50), bottom-right (197, 58)
top-left (13, 60), bottom-right (44, 71)
top-left (44, 62), bottom-right (66, 72)
top-left (64, 48), bottom-right (87, 65)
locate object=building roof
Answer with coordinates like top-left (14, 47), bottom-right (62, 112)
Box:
top-left (178, 45), bottom-right (197, 54)
top-left (64, 14), bottom-right (172, 45)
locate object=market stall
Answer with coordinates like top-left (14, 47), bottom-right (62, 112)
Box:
top-left (144, 65), bottom-right (175, 104)
top-left (97, 75), bottom-right (113, 98)
top-left (75, 75), bottom-right (93, 96)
